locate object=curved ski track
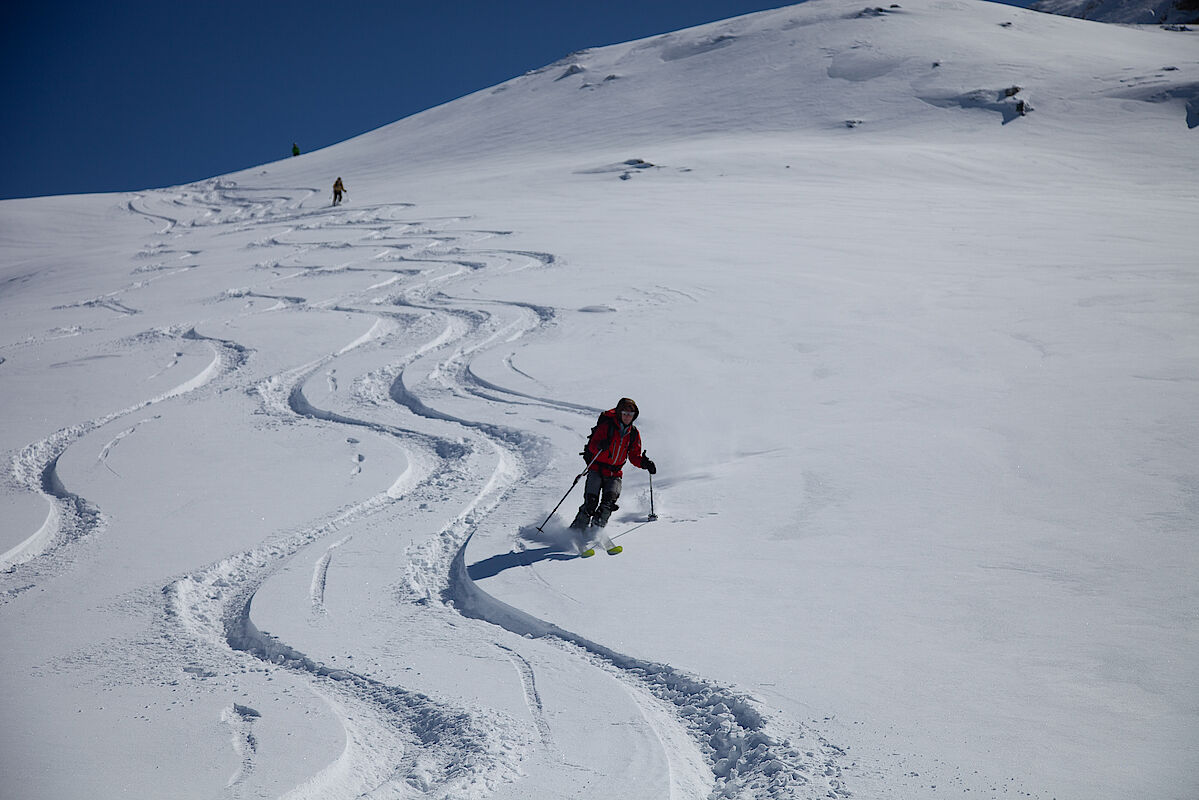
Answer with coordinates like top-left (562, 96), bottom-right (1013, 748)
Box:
top-left (1, 327), bottom-right (249, 577)
top-left (9, 179), bottom-right (849, 798)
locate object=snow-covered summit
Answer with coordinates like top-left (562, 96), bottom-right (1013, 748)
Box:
top-left (241, 0), bottom-right (1197, 186)
top-left (1032, 0), bottom-right (1199, 25)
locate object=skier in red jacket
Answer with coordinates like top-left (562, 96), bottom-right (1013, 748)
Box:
top-left (570, 397), bottom-right (656, 530)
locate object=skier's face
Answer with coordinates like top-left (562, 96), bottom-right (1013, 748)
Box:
top-left (620, 409), bottom-right (635, 424)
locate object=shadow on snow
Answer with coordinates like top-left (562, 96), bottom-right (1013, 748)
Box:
top-left (467, 546), bottom-right (576, 580)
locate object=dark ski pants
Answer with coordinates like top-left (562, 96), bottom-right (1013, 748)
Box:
top-left (571, 471), bottom-right (621, 528)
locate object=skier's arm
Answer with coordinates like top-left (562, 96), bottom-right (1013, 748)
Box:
top-left (582, 419), bottom-right (607, 464)
top-left (628, 432), bottom-right (656, 473)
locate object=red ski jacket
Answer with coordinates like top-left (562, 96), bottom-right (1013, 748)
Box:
top-left (585, 408), bottom-right (648, 478)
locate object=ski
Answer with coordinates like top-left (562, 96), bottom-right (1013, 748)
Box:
top-left (596, 528), bottom-right (622, 555)
top-left (576, 525), bottom-right (622, 558)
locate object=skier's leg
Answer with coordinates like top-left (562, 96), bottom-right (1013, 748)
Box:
top-left (592, 476), bottom-right (622, 527)
top-left (570, 496), bottom-right (597, 529)
top-left (571, 472), bottom-right (602, 529)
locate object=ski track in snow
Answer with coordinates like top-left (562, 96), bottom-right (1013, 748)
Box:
top-left (451, 536), bottom-right (850, 799)
top-left (221, 702), bottom-right (262, 789)
top-left (96, 415), bottom-right (162, 477)
top-left (9, 179), bottom-right (850, 798)
top-left (1, 328), bottom-right (249, 576)
top-left (129, 182), bottom-right (549, 798)
top-left (310, 535), bottom-right (353, 613)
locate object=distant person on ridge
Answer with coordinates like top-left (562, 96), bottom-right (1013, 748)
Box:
top-left (570, 397), bottom-right (656, 531)
top-left (332, 177), bottom-right (346, 205)
top-left (291, 142), bottom-right (300, 157)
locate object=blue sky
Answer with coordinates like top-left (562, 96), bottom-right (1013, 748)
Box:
top-left (1, 0), bottom-right (1032, 201)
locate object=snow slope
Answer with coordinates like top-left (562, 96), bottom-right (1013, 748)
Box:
top-left (1, 1), bottom-right (1196, 798)
top-left (1032, 0), bottom-right (1199, 25)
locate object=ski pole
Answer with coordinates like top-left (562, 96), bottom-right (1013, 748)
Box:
top-left (647, 470), bottom-right (658, 521)
top-left (536, 451), bottom-right (602, 532)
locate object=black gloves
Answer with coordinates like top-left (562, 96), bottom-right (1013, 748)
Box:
top-left (643, 457), bottom-right (657, 475)
top-left (582, 450), bottom-right (592, 466)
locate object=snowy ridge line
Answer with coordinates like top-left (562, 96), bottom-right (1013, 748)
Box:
top-left (449, 537), bottom-right (850, 799)
top-left (1, 330), bottom-right (249, 572)
top-left (163, 494), bottom-right (528, 800)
